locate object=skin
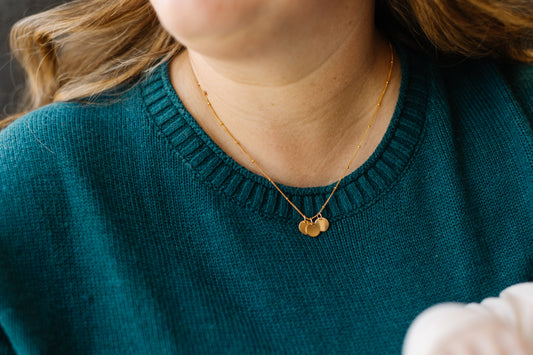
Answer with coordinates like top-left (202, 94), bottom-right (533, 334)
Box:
top-left (150, 0), bottom-right (401, 187)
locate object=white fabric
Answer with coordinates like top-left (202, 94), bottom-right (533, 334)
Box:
top-left (403, 283), bottom-right (533, 355)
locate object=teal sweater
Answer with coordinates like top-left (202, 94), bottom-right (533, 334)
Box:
top-left (1, 46), bottom-right (533, 354)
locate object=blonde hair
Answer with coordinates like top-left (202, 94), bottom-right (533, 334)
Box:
top-left (2, 0), bottom-right (532, 128)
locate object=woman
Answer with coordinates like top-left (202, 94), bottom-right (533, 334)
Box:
top-left (1, 0), bottom-right (532, 353)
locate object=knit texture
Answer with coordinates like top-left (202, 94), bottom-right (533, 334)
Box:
top-left (1, 46), bottom-right (533, 354)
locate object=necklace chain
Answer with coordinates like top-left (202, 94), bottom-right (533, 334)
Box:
top-left (193, 42), bottom-right (394, 237)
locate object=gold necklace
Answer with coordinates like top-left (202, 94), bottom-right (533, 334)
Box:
top-left (193, 42), bottom-right (394, 237)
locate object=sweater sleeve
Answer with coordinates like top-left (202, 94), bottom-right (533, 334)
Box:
top-left (402, 283), bottom-right (533, 355)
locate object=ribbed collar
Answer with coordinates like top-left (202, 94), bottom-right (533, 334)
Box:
top-left (140, 45), bottom-right (428, 222)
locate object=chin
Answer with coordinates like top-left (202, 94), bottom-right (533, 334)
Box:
top-left (150, 0), bottom-right (267, 42)
top-left (150, 0), bottom-right (364, 61)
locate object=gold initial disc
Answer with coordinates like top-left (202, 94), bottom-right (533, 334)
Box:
top-left (299, 220), bottom-right (311, 235)
top-left (316, 217), bottom-right (330, 232)
top-left (306, 223), bottom-right (321, 237)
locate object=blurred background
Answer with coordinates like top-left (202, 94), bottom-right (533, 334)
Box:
top-left (0, 0), bottom-right (64, 117)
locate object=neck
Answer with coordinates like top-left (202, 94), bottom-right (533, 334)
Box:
top-left (169, 9), bottom-right (400, 187)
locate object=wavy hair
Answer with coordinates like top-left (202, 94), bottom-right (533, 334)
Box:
top-left (1, 0), bottom-right (532, 128)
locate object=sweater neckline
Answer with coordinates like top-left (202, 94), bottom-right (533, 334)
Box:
top-left (139, 45), bottom-right (428, 222)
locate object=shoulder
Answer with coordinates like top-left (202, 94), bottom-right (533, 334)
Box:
top-left (419, 57), bottom-right (533, 164)
top-left (3, 82), bottom-right (144, 137)
top-left (0, 84), bottom-right (146, 166)
top-left (425, 57), bottom-right (533, 200)
top-left (497, 62), bottom-right (533, 121)
top-left (0, 85), bottom-right (149, 236)
top-left (433, 58), bottom-right (533, 123)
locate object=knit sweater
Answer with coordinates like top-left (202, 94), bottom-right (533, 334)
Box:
top-left (1, 46), bottom-right (532, 355)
